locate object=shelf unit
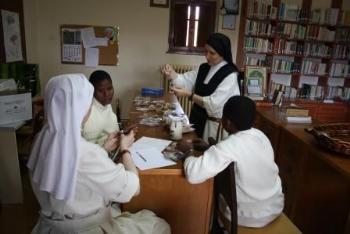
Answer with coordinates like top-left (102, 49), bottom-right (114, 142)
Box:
top-left (236, 0), bottom-right (350, 103)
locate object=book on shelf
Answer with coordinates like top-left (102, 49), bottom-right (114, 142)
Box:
top-left (286, 116), bottom-right (312, 124)
top-left (246, 94), bottom-right (265, 101)
top-left (285, 105), bottom-right (309, 117)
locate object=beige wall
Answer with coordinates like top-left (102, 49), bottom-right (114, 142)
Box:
top-left (23, 0), bottom-right (240, 118)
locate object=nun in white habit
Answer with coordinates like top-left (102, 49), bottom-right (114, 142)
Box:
top-left (27, 74), bottom-right (170, 234)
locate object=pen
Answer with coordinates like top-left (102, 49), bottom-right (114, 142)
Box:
top-left (136, 151), bottom-right (147, 162)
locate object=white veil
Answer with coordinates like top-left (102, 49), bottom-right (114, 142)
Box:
top-left (27, 74), bottom-right (93, 201)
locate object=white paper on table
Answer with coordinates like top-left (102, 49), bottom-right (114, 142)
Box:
top-left (81, 27), bottom-right (99, 48)
top-left (130, 147), bottom-right (176, 170)
top-left (130, 137), bottom-right (172, 151)
top-left (85, 48), bottom-right (99, 67)
top-left (327, 78), bottom-right (345, 87)
top-left (299, 76), bottom-right (318, 88)
top-left (270, 74), bottom-right (291, 86)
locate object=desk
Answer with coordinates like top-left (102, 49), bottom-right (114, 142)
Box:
top-left (0, 121), bottom-right (25, 204)
top-left (256, 107), bottom-right (350, 234)
top-left (122, 93), bottom-right (213, 234)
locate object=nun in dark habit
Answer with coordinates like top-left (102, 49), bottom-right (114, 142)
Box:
top-left (162, 32), bottom-right (240, 141)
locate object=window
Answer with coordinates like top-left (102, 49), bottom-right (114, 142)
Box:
top-left (168, 0), bottom-right (217, 54)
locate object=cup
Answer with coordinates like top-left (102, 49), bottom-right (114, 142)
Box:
top-left (170, 119), bottom-right (183, 140)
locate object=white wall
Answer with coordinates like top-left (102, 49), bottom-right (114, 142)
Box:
top-left (23, 0), bottom-right (240, 118)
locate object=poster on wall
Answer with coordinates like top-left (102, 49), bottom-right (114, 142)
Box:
top-left (61, 28), bottom-right (83, 63)
top-left (1, 10), bottom-right (23, 63)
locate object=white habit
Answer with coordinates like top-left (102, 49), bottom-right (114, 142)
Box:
top-left (172, 61), bottom-right (240, 141)
top-left (31, 138), bottom-right (170, 234)
top-left (82, 98), bottom-right (119, 146)
top-left (184, 128), bottom-right (284, 227)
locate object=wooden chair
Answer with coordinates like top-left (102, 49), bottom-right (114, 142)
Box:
top-left (212, 162), bottom-right (238, 234)
top-left (212, 162), bottom-right (302, 234)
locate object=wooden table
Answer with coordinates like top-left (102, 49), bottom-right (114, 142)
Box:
top-left (256, 107), bottom-right (350, 234)
top-left (122, 93), bottom-right (213, 234)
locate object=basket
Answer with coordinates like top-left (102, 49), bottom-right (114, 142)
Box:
top-left (305, 123), bottom-right (350, 156)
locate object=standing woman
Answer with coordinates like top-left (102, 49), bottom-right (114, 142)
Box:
top-left (162, 33), bottom-right (240, 141)
top-left (27, 74), bottom-right (170, 234)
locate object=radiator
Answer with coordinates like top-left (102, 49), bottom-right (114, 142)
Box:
top-left (162, 64), bottom-right (195, 116)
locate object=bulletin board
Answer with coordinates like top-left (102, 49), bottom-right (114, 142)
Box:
top-left (60, 24), bottom-right (119, 66)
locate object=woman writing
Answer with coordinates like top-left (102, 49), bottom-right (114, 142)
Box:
top-left (162, 33), bottom-right (240, 141)
top-left (27, 74), bottom-right (170, 233)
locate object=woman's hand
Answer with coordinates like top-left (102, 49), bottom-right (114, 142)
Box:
top-left (176, 139), bottom-right (193, 153)
top-left (171, 86), bottom-right (191, 97)
top-left (161, 64), bottom-right (177, 80)
top-left (120, 130), bottom-right (135, 151)
top-left (103, 132), bottom-right (120, 153)
top-left (192, 138), bottom-right (210, 152)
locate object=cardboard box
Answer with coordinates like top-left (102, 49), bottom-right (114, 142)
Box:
top-left (0, 92), bottom-right (32, 125)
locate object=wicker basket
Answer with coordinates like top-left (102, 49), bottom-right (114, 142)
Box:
top-left (305, 123), bottom-right (350, 156)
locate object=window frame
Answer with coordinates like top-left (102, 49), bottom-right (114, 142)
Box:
top-left (167, 0), bottom-right (218, 55)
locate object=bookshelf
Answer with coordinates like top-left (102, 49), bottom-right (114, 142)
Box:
top-left (236, 0), bottom-right (350, 122)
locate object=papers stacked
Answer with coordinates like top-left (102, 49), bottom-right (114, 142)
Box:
top-left (129, 137), bottom-right (176, 170)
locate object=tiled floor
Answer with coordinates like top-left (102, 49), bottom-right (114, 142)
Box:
top-left (0, 166), bottom-right (39, 234)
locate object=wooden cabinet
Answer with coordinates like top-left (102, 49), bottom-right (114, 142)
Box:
top-left (276, 130), bottom-right (306, 217)
top-left (293, 101), bottom-right (349, 123)
top-left (317, 103), bottom-right (349, 123)
top-left (256, 108), bottom-right (350, 234)
top-left (294, 100), bottom-right (319, 119)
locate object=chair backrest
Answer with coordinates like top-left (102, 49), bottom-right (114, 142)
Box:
top-left (216, 120), bottom-right (225, 143)
top-left (238, 71), bottom-right (244, 96)
top-left (213, 162), bottom-right (238, 234)
top-left (162, 64), bottom-right (195, 116)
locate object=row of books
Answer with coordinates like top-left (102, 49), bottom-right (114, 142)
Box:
top-left (245, 59), bottom-right (350, 78)
top-left (274, 23), bottom-right (306, 39)
top-left (329, 63), bottom-right (350, 77)
top-left (269, 82), bottom-right (350, 101)
top-left (300, 60), bottom-right (326, 75)
top-left (271, 57), bottom-right (298, 73)
top-left (245, 54), bottom-right (269, 66)
top-left (303, 43), bottom-right (331, 57)
top-left (333, 45), bottom-right (350, 59)
top-left (247, 0), bottom-right (350, 26)
top-left (245, 20), bottom-right (273, 36)
top-left (283, 104), bottom-right (312, 123)
top-left (244, 37), bottom-right (273, 53)
top-left (247, 40), bottom-right (349, 60)
top-left (339, 10), bottom-right (350, 26)
top-left (245, 22), bottom-right (350, 44)
top-left (247, 0), bottom-right (277, 19)
top-left (305, 25), bottom-right (335, 42)
top-left (278, 3), bottom-right (307, 22)
top-left (273, 39), bottom-right (302, 55)
top-left (335, 28), bottom-right (350, 42)
top-left (310, 8), bottom-right (339, 26)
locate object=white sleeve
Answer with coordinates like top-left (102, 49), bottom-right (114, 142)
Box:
top-left (79, 148), bottom-right (140, 203)
top-left (202, 72), bottom-right (240, 117)
top-left (183, 140), bottom-right (237, 184)
top-left (172, 67), bottom-right (199, 91)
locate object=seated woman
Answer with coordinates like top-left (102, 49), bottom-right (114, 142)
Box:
top-left (181, 96), bottom-right (284, 228)
top-left (27, 74), bottom-right (170, 234)
top-left (82, 70), bottom-right (120, 146)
